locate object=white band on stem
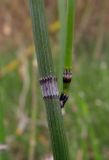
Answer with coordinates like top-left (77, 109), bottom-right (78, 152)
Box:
top-left (40, 76), bottom-right (59, 98)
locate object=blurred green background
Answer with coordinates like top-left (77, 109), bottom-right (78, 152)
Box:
top-left (0, 0), bottom-right (109, 159)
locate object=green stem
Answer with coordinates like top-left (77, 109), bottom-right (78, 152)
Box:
top-left (59, 0), bottom-right (75, 95)
top-left (29, 0), bottom-right (54, 77)
top-left (29, 0), bottom-right (70, 159)
top-left (58, 0), bottom-right (66, 90)
top-left (64, 0), bottom-right (75, 68)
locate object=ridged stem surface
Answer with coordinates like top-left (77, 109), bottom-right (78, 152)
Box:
top-left (29, 0), bottom-right (70, 159)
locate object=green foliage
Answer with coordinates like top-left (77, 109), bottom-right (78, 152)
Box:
top-left (69, 56), bottom-right (109, 159)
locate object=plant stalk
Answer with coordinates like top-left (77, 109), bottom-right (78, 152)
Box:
top-left (29, 0), bottom-right (70, 159)
top-left (62, 0), bottom-right (75, 95)
top-left (58, 0), bottom-right (66, 90)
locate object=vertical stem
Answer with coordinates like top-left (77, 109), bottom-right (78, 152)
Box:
top-left (58, 0), bottom-right (75, 95)
top-left (64, 0), bottom-right (75, 69)
top-left (58, 0), bottom-right (76, 108)
top-left (58, 0), bottom-right (66, 90)
top-left (29, 0), bottom-right (70, 159)
top-left (29, 0), bottom-right (54, 77)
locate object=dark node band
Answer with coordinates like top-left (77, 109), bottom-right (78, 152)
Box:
top-left (60, 92), bottom-right (69, 108)
top-left (63, 69), bottom-right (72, 83)
top-left (39, 75), bottom-right (59, 99)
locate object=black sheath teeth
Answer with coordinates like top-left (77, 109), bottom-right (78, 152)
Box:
top-left (60, 92), bottom-right (69, 108)
top-left (63, 69), bottom-right (72, 83)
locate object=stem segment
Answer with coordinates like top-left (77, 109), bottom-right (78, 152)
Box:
top-left (63, 0), bottom-right (75, 95)
top-left (64, 0), bottom-right (75, 69)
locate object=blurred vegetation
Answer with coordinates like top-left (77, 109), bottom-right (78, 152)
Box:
top-left (0, 0), bottom-right (109, 159)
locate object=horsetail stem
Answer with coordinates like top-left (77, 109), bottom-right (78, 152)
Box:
top-left (58, 0), bottom-right (75, 108)
top-left (29, 0), bottom-right (70, 159)
top-left (63, 0), bottom-right (75, 93)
